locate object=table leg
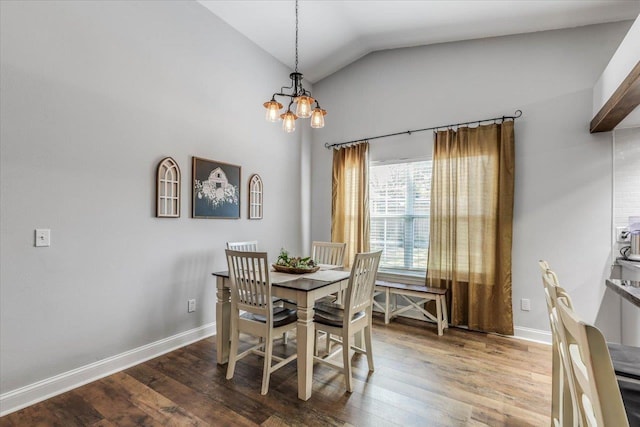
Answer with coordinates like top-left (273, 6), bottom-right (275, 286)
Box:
top-left (216, 276), bottom-right (231, 364)
top-left (296, 294), bottom-right (314, 401)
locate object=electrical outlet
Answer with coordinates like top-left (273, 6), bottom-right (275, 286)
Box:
top-left (35, 229), bottom-right (51, 247)
top-left (188, 299), bottom-right (196, 313)
top-left (616, 226), bottom-right (630, 243)
top-left (520, 298), bottom-right (531, 311)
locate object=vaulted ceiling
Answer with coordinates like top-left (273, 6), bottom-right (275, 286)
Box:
top-left (198, 1), bottom-right (640, 83)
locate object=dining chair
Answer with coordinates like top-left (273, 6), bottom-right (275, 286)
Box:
top-left (311, 241), bottom-right (347, 268)
top-left (225, 249), bottom-right (298, 395)
top-left (226, 240), bottom-right (259, 251)
top-left (313, 250), bottom-right (381, 393)
top-left (539, 261), bottom-right (579, 427)
top-left (555, 295), bottom-right (630, 427)
top-left (540, 260), bottom-right (640, 426)
top-left (226, 240), bottom-right (293, 344)
top-left (312, 241), bottom-right (347, 307)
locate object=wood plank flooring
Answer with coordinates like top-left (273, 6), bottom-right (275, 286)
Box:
top-left (1, 316), bottom-right (552, 426)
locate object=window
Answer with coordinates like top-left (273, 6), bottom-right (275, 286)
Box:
top-left (369, 160), bottom-right (432, 273)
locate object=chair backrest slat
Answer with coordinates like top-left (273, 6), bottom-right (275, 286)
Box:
top-left (312, 241), bottom-right (346, 267)
top-left (343, 251), bottom-right (381, 325)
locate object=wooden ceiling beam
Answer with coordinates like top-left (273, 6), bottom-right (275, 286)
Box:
top-left (590, 60), bottom-right (640, 133)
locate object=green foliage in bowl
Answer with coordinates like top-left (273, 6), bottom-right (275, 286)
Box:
top-left (275, 248), bottom-right (317, 269)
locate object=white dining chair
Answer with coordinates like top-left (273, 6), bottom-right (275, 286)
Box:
top-left (311, 241), bottom-right (348, 357)
top-left (312, 241), bottom-right (347, 306)
top-left (226, 240), bottom-right (291, 343)
top-left (539, 261), bottom-right (579, 427)
top-left (556, 295), bottom-right (630, 427)
top-left (540, 260), bottom-right (640, 426)
top-left (225, 249), bottom-right (298, 395)
top-left (313, 250), bottom-right (381, 392)
top-left (312, 241), bottom-right (347, 268)
top-left (226, 240), bottom-right (259, 251)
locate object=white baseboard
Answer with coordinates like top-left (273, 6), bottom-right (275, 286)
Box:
top-left (513, 326), bottom-right (552, 345)
top-left (0, 322), bottom-right (216, 417)
top-left (373, 303), bottom-right (552, 346)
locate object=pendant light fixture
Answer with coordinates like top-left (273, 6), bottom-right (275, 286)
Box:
top-left (263, 0), bottom-right (326, 133)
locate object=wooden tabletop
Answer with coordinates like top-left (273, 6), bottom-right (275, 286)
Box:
top-left (606, 279), bottom-right (640, 308)
top-left (212, 270), bottom-right (350, 291)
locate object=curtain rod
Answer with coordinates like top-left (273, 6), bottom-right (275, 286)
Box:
top-left (324, 109), bottom-right (522, 149)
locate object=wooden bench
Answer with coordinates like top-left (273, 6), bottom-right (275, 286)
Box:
top-left (373, 280), bottom-right (449, 336)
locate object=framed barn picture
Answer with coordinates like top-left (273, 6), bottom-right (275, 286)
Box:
top-left (192, 157), bottom-right (241, 219)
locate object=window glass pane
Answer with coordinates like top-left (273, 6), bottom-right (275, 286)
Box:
top-left (369, 160), bottom-right (432, 272)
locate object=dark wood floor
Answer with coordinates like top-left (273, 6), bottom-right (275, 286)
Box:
top-left (1, 316), bottom-right (552, 426)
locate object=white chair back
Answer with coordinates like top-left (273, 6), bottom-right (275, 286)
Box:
top-left (343, 251), bottom-right (382, 324)
top-left (226, 240), bottom-right (259, 252)
top-left (556, 296), bottom-right (629, 427)
top-left (225, 250), bottom-right (271, 316)
top-left (312, 241), bottom-right (346, 267)
top-left (539, 261), bottom-right (579, 427)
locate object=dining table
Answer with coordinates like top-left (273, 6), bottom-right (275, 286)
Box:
top-left (211, 266), bottom-right (351, 401)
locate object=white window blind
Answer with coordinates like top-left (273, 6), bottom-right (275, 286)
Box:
top-left (369, 160), bottom-right (432, 273)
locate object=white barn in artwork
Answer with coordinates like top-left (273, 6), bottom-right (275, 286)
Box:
top-left (208, 167), bottom-right (228, 188)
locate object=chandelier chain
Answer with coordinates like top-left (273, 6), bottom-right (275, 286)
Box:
top-left (294, 0), bottom-right (299, 73)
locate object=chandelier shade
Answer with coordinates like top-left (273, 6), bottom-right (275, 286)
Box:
top-left (295, 95), bottom-right (314, 118)
top-left (264, 99), bottom-right (283, 122)
top-left (281, 110), bottom-right (297, 133)
top-left (310, 106), bottom-right (327, 129)
top-left (263, 1), bottom-right (326, 133)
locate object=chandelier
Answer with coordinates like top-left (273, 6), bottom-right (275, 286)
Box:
top-left (263, 0), bottom-right (326, 133)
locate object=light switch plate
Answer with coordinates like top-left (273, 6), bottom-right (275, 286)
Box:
top-left (35, 229), bottom-right (51, 247)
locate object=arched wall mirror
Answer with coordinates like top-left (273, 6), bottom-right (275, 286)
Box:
top-left (156, 157), bottom-right (181, 218)
top-left (248, 174), bottom-right (263, 219)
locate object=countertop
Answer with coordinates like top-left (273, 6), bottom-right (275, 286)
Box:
top-left (606, 279), bottom-right (640, 308)
top-left (618, 259), bottom-right (640, 271)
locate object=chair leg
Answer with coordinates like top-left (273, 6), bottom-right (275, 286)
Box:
top-left (343, 334), bottom-right (353, 392)
top-left (226, 329), bottom-right (239, 380)
top-left (364, 324), bottom-right (374, 372)
top-left (283, 332), bottom-right (288, 345)
top-left (314, 330), bottom-right (324, 356)
top-left (261, 336), bottom-right (273, 395)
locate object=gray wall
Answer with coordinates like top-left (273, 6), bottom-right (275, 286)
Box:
top-left (309, 22), bottom-right (633, 339)
top-left (0, 0), bottom-right (309, 394)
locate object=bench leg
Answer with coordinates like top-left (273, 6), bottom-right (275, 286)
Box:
top-left (442, 295), bottom-right (448, 331)
top-left (436, 295), bottom-right (443, 336)
top-left (384, 288), bottom-right (390, 324)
